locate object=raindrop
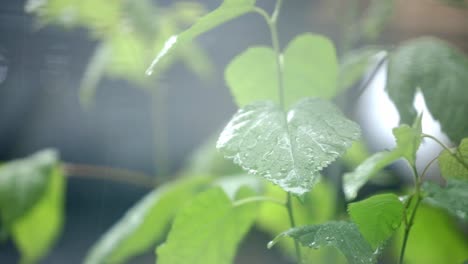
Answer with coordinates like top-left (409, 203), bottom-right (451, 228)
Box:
top-left (267, 241), bottom-right (275, 249)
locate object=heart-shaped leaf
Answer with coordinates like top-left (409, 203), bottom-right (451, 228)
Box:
top-left (217, 98), bottom-right (360, 195)
top-left (225, 34), bottom-right (338, 108)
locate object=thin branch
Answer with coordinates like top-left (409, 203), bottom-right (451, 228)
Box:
top-left (63, 163), bottom-right (157, 188)
top-left (233, 196), bottom-right (285, 207)
top-left (422, 134), bottom-right (468, 171)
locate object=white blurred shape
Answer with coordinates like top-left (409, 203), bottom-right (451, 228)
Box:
top-left (356, 64), bottom-right (451, 180)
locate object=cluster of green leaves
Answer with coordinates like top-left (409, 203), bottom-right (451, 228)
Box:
top-left (26, 0), bottom-right (213, 105)
top-left (0, 150), bottom-right (65, 264)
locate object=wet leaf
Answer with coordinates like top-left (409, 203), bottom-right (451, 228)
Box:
top-left (217, 98), bottom-right (360, 195)
top-left (422, 179), bottom-right (468, 220)
top-left (269, 221), bottom-right (376, 264)
top-left (348, 193), bottom-right (404, 249)
top-left (438, 138), bottom-right (468, 180)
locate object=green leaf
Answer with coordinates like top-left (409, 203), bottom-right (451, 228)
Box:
top-left (213, 174), bottom-right (264, 200)
top-left (156, 187), bottom-right (257, 264)
top-left (257, 181), bottom-right (345, 263)
top-left (343, 120), bottom-right (422, 200)
top-left (422, 179), bottom-right (468, 220)
top-left (26, 0), bottom-right (122, 35)
top-left (84, 176), bottom-right (210, 264)
top-left (146, 0), bottom-right (256, 73)
top-left (217, 98), bottom-right (361, 195)
top-left (392, 115), bottom-right (422, 166)
top-left (343, 151), bottom-right (401, 200)
top-left (283, 34), bottom-right (338, 102)
top-left (182, 135), bottom-right (242, 176)
top-left (79, 42), bottom-right (111, 108)
top-left (386, 37), bottom-right (468, 143)
top-left (11, 166), bottom-right (65, 264)
top-left (348, 193), bottom-right (404, 249)
top-left (225, 47), bottom-right (279, 107)
top-left (438, 138), bottom-right (468, 180)
top-left (225, 34), bottom-right (339, 108)
top-left (0, 149), bottom-right (59, 227)
top-left (393, 204), bottom-right (468, 264)
top-left (269, 221), bottom-right (376, 264)
top-left (361, 0), bottom-right (394, 40)
top-left (338, 48), bottom-right (384, 93)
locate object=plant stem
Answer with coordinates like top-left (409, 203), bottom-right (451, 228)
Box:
top-left (151, 86), bottom-right (170, 178)
top-left (63, 163), bottom-right (156, 188)
top-left (399, 164), bottom-right (422, 264)
top-left (286, 193), bottom-right (303, 264)
top-left (269, 0), bottom-right (285, 109)
top-left (233, 196), bottom-right (285, 207)
top-left (255, 2), bottom-right (303, 263)
top-left (399, 194), bottom-right (421, 264)
top-left (422, 133), bottom-right (468, 171)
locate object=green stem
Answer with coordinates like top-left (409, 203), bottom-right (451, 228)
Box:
top-left (233, 196), bottom-right (285, 207)
top-left (422, 133), bottom-right (468, 171)
top-left (63, 163), bottom-right (156, 188)
top-left (399, 164), bottom-right (422, 264)
top-left (287, 193), bottom-right (303, 264)
top-left (151, 86), bottom-right (169, 177)
top-left (399, 194), bottom-right (421, 264)
top-left (254, 2), bottom-right (302, 263)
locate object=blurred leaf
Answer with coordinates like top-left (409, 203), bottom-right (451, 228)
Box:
top-left (422, 179), bottom-right (468, 220)
top-left (348, 193), bottom-right (404, 249)
top-left (0, 149), bottom-right (59, 227)
top-left (437, 0), bottom-right (468, 8)
top-left (269, 221), bottom-right (376, 264)
top-left (147, 0), bottom-right (256, 73)
top-left (156, 187), bottom-right (257, 264)
top-left (84, 176), bottom-right (211, 264)
top-left (26, 0), bottom-right (122, 36)
top-left (361, 0), bottom-right (394, 40)
top-left (213, 174), bottom-right (264, 200)
top-left (393, 204), bottom-right (468, 264)
top-left (28, 1), bottom-right (213, 89)
top-left (225, 47), bottom-right (279, 106)
top-left (217, 98), bottom-right (360, 195)
top-left (11, 166), bottom-right (65, 264)
top-left (342, 140), bottom-right (371, 168)
top-left (179, 42), bottom-right (214, 81)
top-left (386, 37), bottom-right (468, 143)
top-left (257, 181), bottom-right (345, 263)
top-left (338, 48), bottom-right (384, 93)
top-left (343, 151), bottom-right (400, 200)
top-left (283, 34), bottom-right (338, 102)
top-left (438, 138), bottom-right (468, 180)
top-left (183, 135), bottom-right (242, 176)
top-left (343, 120), bottom-right (422, 200)
top-left (392, 115), bottom-right (422, 166)
top-left (79, 43), bottom-right (111, 107)
top-left (225, 34), bottom-right (338, 108)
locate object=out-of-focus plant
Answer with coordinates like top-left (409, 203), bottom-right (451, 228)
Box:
top-left (26, 0), bottom-right (213, 105)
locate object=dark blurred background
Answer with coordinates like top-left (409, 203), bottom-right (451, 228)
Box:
top-left (0, 0), bottom-right (466, 263)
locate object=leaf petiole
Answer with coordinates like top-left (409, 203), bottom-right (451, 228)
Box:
top-left (233, 196), bottom-right (285, 207)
